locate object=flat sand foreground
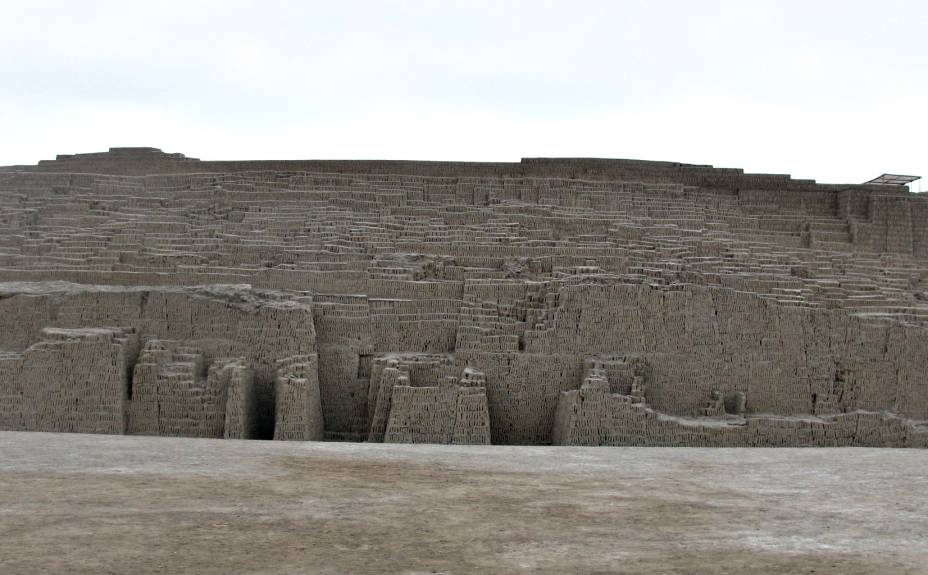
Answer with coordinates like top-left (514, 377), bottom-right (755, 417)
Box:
top-left (0, 432), bottom-right (925, 574)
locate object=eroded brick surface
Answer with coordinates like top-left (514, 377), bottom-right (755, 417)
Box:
top-left (1, 149), bottom-right (926, 445)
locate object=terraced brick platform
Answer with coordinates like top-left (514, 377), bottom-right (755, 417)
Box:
top-left (1, 148), bottom-right (926, 445)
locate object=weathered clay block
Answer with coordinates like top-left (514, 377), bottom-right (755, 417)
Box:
top-left (384, 375), bottom-right (491, 445)
top-left (6, 327), bottom-right (138, 434)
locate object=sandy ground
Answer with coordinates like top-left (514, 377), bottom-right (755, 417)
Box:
top-left (0, 432), bottom-right (925, 574)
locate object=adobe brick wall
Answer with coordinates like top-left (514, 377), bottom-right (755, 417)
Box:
top-left (0, 149), bottom-right (925, 446)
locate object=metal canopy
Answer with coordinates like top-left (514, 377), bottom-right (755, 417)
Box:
top-left (864, 174), bottom-right (921, 186)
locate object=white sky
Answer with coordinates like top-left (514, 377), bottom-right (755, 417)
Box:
top-left (1, 0), bottom-right (925, 188)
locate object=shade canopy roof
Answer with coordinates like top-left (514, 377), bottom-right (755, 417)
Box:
top-left (864, 174), bottom-right (921, 186)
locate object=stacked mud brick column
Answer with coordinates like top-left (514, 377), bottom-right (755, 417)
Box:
top-left (218, 359), bottom-right (257, 439)
top-left (273, 354), bottom-right (324, 440)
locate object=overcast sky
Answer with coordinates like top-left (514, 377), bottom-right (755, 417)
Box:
top-left (1, 0), bottom-right (925, 188)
